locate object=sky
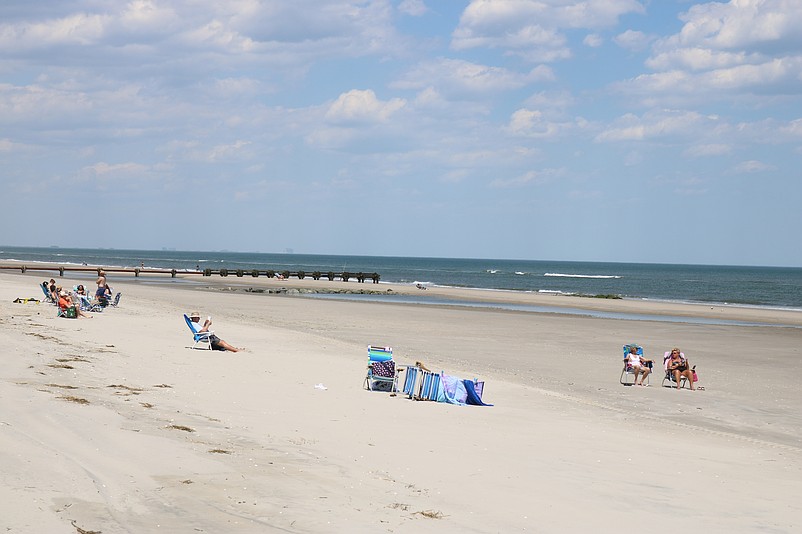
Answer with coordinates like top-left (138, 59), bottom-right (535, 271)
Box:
top-left (1, 0), bottom-right (801, 266)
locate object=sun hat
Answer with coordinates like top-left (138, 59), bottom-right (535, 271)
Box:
top-left (189, 311), bottom-right (201, 318)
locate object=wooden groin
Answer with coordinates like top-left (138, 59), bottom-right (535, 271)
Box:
top-left (0, 265), bottom-right (381, 283)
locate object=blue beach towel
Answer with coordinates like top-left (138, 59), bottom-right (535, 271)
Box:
top-left (438, 372), bottom-right (491, 406)
top-left (464, 379), bottom-right (492, 406)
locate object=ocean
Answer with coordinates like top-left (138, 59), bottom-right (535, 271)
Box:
top-left (2, 246), bottom-right (802, 310)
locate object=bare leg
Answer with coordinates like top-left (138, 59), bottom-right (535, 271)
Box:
top-left (673, 370), bottom-right (682, 389)
top-left (214, 339), bottom-right (241, 352)
top-left (684, 370), bottom-right (695, 390)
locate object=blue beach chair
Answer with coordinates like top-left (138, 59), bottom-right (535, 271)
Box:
top-left (79, 295), bottom-right (104, 313)
top-left (40, 282), bottom-right (56, 304)
top-left (184, 314), bottom-right (213, 350)
top-left (364, 345), bottom-right (400, 392)
top-left (401, 364), bottom-right (441, 401)
top-left (620, 343), bottom-right (651, 386)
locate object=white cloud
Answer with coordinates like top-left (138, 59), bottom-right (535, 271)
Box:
top-left (325, 89), bottom-right (406, 124)
top-left (398, 0), bottom-right (428, 17)
top-left (121, 0), bottom-right (179, 30)
top-left (506, 108), bottom-right (574, 138)
top-left (683, 143), bottom-right (732, 157)
top-left (0, 13), bottom-right (108, 49)
top-left (646, 48), bottom-right (757, 71)
top-left (595, 109), bottom-right (714, 142)
top-left (732, 159), bottom-right (775, 173)
top-left (86, 162), bottom-right (147, 176)
top-left (207, 140), bottom-right (252, 161)
top-left (669, 0), bottom-right (802, 51)
top-left (489, 167), bottom-right (563, 188)
top-left (614, 30), bottom-right (653, 51)
top-left (583, 34), bottom-right (603, 48)
top-left (452, 0), bottom-right (644, 61)
top-left (393, 58), bottom-right (548, 96)
top-left (0, 138), bottom-right (19, 152)
top-left (625, 0), bottom-right (802, 99)
top-left (76, 161), bottom-right (155, 189)
top-left (781, 118), bottom-right (802, 136)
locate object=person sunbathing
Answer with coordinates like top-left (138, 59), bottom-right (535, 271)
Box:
top-left (627, 345), bottom-right (652, 386)
top-left (188, 311), bottom-right (242, 352)
top-left (666, 348), bottom-right (695, 390)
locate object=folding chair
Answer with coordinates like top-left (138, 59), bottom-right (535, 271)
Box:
top-left (620, 343), bottom-right (651, 386)
top-left (79, 295), bottom-right (104, 313)
top-left (662, 351), bottom-right (691, 389)
top-left (364, 345), bottom-right (401, 392)
top-left (402, 365), bottom-right (441, 400)
top-left (40, 282), bottom-right (56, 304)
top-left (184, 314), bottom-right (213, 350)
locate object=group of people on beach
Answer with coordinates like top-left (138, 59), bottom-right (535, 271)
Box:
top-left (45, 270), bottom-right (243, 352)
top-left (46, 270), bottom-right (113, 319)
top-left (627, 345), bottom-right (698, 390)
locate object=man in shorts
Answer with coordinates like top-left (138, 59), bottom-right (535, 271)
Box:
top-left (188, 311), bottom-right (242, 352)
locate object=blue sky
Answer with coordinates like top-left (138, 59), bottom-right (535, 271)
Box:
top-left (1, 0), bottom-right (801, 266)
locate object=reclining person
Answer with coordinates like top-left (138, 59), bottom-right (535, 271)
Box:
top-left (665, 347), bottom-right (695, 390)
top-left (627, 345), bottom-right (652, 386)
top-left (188, 311), bottom-right (241, 352)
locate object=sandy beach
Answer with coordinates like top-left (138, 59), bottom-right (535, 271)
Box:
top-left (1, 269), bottom-right (801, 533)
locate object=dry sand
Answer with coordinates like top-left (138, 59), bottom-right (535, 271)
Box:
top-left (1, 269), bottom-right (801, 533)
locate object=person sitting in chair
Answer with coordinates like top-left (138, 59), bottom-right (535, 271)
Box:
top-left (188, 311), bottom-right (242, 352)
top-left (666, 348), bottom-right (695, 390)
top-left (49, 279), bottom-right (58, 302)
top-left (627, 345), bottom-right (652, 386)
top-left (58, 289), bottom-right (92, 319)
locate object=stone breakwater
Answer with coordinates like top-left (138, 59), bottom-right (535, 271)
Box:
top-left (214, 287), bottom-right (396, 296)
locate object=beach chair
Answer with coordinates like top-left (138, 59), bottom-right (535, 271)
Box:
top-left (662, 351), bottom-right (690, 389)
top-left (79, 295), bottom-right (104, 313)
top-left (109, 292), bottom-right (122, 307)
top-left (620, 343), bottom-right (651, 386)
top-left (184, 314), bottom-right (213, 350)
top-left (40, 282), bottom-right (56, 304)
top-left (57, 304), bottom-right (78, 319)
top-left (402, 365), bottom-right (421, 398)
top-left (401, 364), bottom-right (442, 401)
top-left (364, 345), bottom-right (401, 392)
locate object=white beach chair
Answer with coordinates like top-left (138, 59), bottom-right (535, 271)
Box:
top-left (662, 351), bottom-right (692, 389)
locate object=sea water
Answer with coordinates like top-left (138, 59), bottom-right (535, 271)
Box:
top-left (2, 246), bottom-right (802, 310)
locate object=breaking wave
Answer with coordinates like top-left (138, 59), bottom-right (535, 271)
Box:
top-left (544, 273), bottom-right (621, 279)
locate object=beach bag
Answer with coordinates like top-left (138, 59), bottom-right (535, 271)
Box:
top-left (692, 369), bottom-right (699, 382)
top-left (65, 306), bottom-right (77, 318)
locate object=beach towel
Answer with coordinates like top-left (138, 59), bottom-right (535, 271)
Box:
top-left (13, 297), bottom-right (40, 304)
top-left (437, 372), bottom-right (492, 406)
top-left (464, 380), bottom-right (492, 406)
top-left (371, 360), bottom-right (395, 378)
